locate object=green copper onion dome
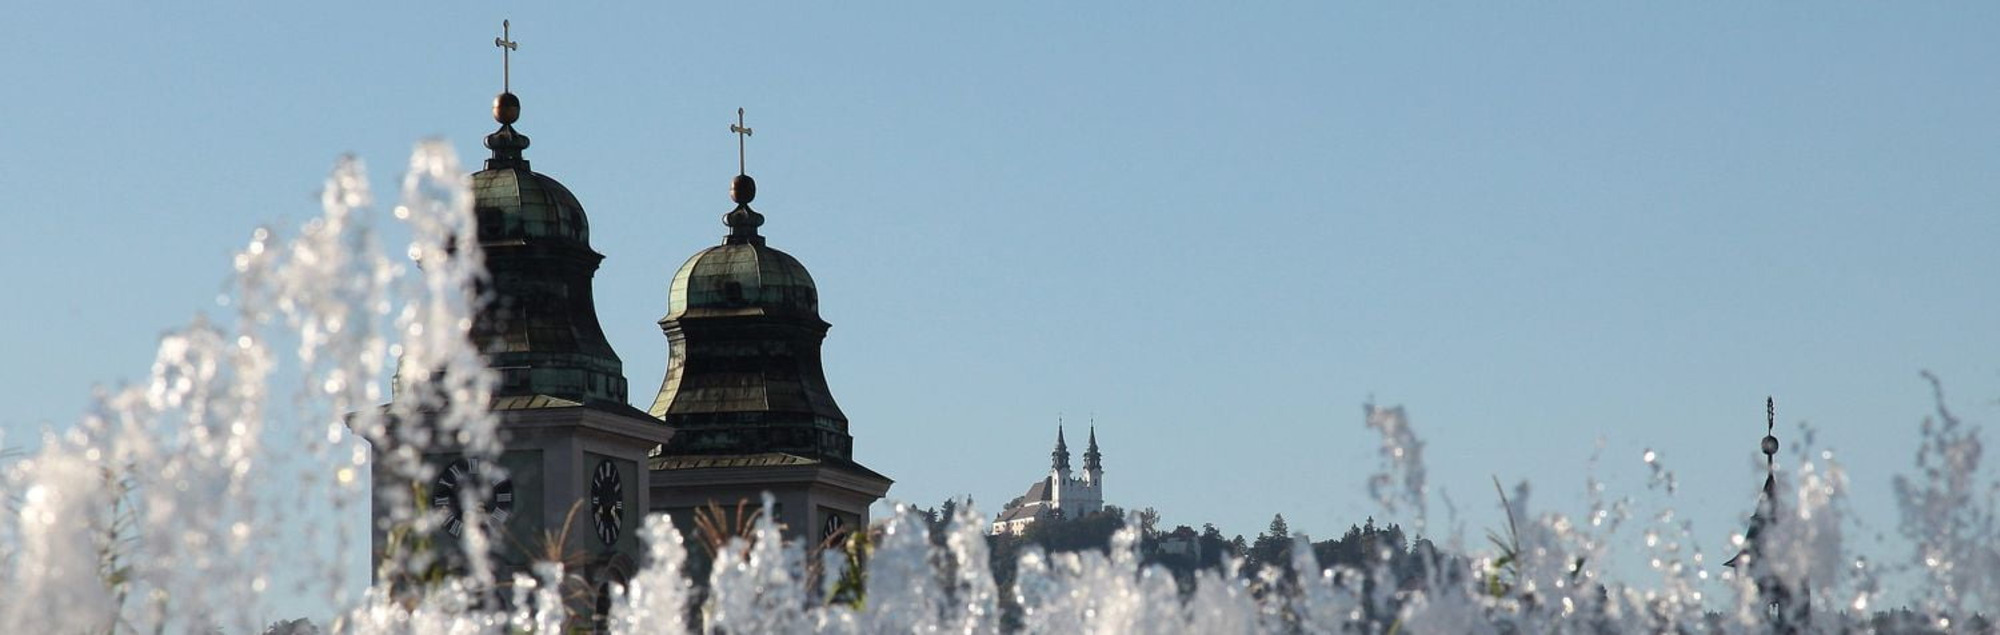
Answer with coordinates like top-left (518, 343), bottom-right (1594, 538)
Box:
top-left (662, 174), bottom-right (820, 321)
top-left (467, 92), bottom-right (629, 407)
top-left (470, 168), bottom-right (590, 244)
top-left (649, 170), bottom-right (850, 459)
top-left (665, 244), bottom-right (820, 321)
top-left (471, 94), bottom-right (590, 244)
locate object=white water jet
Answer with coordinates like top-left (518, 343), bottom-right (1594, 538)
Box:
top-left (0, 143), bottom-right (1994, 633)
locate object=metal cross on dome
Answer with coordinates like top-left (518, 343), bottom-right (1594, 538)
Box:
top-left (495, 20), bottom-right (519, 93)
top-left (1764, 396), bottom-right (1777, 471)
top-left (731, 108), bottom-right (754, 175)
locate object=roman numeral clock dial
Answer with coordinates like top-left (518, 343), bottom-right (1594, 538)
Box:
top-left (591, 459), bottom-right (624, 546)
top-left (430, 458), bottom-right (514, 538)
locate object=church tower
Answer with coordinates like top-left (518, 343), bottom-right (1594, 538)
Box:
top-left (370, 25), bottom-right (671, 606)
top-left (1066, 425), bottom-right (1103, 517)
top-left (646, 110), bottom-right (891, 544)
top-left (1051, 425), bottom-right (1073, 480)
top-left (1083, 425), bottom-right (1104, 488)
top-left (1047, 425), bottom-right (1072, 514)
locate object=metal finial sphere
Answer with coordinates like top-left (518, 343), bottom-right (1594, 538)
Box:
top-left (1761, 435), bottom-right (1780, 456)
top-left (494, 92), bottom-right (521, 125)
top-left (731, 174), bottom-right (757, 204)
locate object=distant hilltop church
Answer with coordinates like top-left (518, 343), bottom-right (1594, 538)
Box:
top-left (366, 23), bottom-right (890, 617)
top-left (991, 425), bottom-right (1105, 535)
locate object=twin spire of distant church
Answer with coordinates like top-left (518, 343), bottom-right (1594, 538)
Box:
top-left (1051, 425), bottom-right (1070, 472)
top-left (1083, 426), bottom-right (1103, 472)
top-left (1050, 420), bottom-right (1104, 474)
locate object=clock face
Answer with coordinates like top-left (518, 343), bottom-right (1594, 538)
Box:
top-left (590, 459), bottom-right (624, 546)
top-left (431, 457), bottom-right (514, 538)
top-left (821, 512), bottom-right (847, 543)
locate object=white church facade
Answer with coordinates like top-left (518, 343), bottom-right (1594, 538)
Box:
top-left (991, 426), bottom-right (1105, 535)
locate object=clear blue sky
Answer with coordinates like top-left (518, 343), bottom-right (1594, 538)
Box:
top-left (4, 0), bottom-right (1998, 615)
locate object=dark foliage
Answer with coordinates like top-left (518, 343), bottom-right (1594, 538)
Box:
top-left (972, 503), bottom-right (1447, 606)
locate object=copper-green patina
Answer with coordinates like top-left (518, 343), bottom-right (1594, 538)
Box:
top-left (467, 101), bottom-right (629, 408)
top-left (648, 178), bottom-right (855, 462)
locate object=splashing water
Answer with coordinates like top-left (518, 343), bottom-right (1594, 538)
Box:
top-left (1, 144), bottom-right (1996, 633)
top-left (1891, 373), bottom-right (2000, 620)
top-left (1366, 403), bottom-right (1428, 537)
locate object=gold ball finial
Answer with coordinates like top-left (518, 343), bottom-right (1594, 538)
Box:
top-left (493, 92), bottom-right (521, 125)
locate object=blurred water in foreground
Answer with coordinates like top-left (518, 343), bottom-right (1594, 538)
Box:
top-left (1, 145), bottom-right (1993, 633)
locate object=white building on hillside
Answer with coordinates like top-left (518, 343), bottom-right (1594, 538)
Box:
top-left (991, 425), bottom-right (1104, 535)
